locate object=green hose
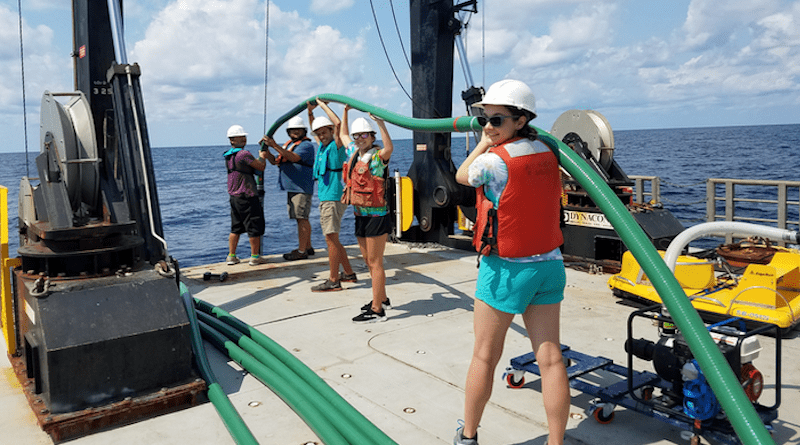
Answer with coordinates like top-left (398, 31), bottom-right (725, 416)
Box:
top-left (194, 298), bottom-right (397, 445)
top-left (536, 131), bottom-right (773, 445)
top-left (265, 93), bottom-right (482, 137)
top-left (179, 283), bottom-right (259, 445)
top-left (198, 316), bottom-right (349, 445)
top-left (197, 310), bottom-right (375, 444)
top-left (195, 311), bottom-right (367, 444)
top-left (265, 95), bottom-right (772, 444)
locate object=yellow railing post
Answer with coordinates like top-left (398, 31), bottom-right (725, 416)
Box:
top-left (2, 186), bottom-right (20, 356)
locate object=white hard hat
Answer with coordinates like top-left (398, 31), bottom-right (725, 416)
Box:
top-left (350, 117), bottom-right (375, 136)
top-left (475, 79), bottom-right (537, 118)
top-left (286, 116), bottom-right (306, 130)
top-left (227, 124), bottom-right (247, 138)
top-left (311, 116), bottom-right (334, 132)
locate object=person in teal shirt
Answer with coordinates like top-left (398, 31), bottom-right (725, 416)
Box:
top-left (307, 99), bottom-right (356, 292)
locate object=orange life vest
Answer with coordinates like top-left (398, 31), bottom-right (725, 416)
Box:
top-left (473, 137), bottom-right (563, 258)
top-left (277, 138), bottom-right (313, 167)
top-left (343, 149), bottom-right (387, 208)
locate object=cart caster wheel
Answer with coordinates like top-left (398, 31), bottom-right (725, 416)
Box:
top-left (506, 372), bottom-right (525, 388)
top-left (592, 406), bottom-right (615, 424)
top-left (680, 430), bottom-right (703, 444)
top-left (634, 385), bottom-right (654, 401)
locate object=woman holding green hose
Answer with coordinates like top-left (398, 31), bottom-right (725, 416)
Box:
top-left (340, 105), bottom-right (395, 323)
top-left (454, 79), bottom-right (569, 445)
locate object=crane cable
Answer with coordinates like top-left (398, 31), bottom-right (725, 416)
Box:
top-left (388, 0), bottom-right (411, 70)
top-left (368, 0), bottom-right (446, 118)
top-left (481, 0), bottom-right (485, 87)
top-left (17, 0), bottom-right (30, 177)
top-left (262, 0), bottom-right (270, 134)
top-left (368, 0), bottom-right (413, 103)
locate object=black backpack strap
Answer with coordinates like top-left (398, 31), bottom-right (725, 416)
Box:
top-left (225, 152), bottom-right (236, 174)
top-left (225, 150), bottom-right (253, 174)
top-left (344, 150), bottom-right (358, 181)
top-left (476, 207), bottom-right (497, 267)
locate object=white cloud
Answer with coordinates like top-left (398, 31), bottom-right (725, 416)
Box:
top-left (129, 0), bottom-right (371, 135)
top-left (465, 1), bottom-right (617, 69)
top-left (0, 4), bottom-right (71, 124)
top-left (271, 25), bottom-right (365, 97)
top-left (639, 0), bottom-right (800, 105)
top-left (131, 0), bottom-right (266, 85)
top-left (457, 0), bottom-right (800, 130)
top-left (751, 4), bottom-right (800, 56)
top-left (682, 0), bottom-right (783, 49)
top-left (547, 2), bottom-right (617, 51)
top-left (3, 0), bottom-right (800, 151)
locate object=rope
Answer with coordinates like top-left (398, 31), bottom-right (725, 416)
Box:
top-left (262, 0), bottom-right (270, 134)
top-left (481, 0), bottom-right (485, 86)
top-left (368, 0), bottom-right (446, 118)
top-left (368, 0), bottom-right (413, 102)
top-left (388, 0), bottom-right (411, 70)
top-left (17, 0), bottom-right (29, 176)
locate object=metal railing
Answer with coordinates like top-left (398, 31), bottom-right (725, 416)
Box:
top-left (706, 178), bottom-right (800, 245)
top-left (628, 175), bottom-right (661, 204)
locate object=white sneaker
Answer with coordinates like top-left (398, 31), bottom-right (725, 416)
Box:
top-left (248, 255), bottom-right (267, 266)
top-left (226, 254), bottom-right (240, 265)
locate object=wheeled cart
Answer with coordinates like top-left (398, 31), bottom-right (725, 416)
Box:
top-left (504, 305), bottom-right (780, 445)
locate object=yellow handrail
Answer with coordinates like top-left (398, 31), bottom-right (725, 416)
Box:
top-left (2, 186), bottom-right (21, 356)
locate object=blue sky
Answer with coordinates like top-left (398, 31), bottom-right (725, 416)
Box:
top-left (1, 0), bottom-right (799, 153)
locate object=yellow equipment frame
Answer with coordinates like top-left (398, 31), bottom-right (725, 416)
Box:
top-left (2, 186), bottom-right (21, 355)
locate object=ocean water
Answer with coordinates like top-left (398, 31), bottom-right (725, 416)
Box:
top-left (2, 124), bottom-right (798, 268)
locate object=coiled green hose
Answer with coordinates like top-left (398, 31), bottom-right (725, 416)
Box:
top-left (266, 95), bottom-right (773, 445)
top-left (197, 314), bottom-right (350, 445)
top-left (179, 283), bottom-right (258, 445)
top-left (184, 281), bottom-right (399, 444)
top-left (194, 298), bottom-right (397, 445)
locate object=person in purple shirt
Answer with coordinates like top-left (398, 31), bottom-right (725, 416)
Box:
top-left (224, 124), bottom-right (268, 266)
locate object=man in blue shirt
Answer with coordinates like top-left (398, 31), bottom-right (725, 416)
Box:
top-left (307, 99), bottom-right (357, 291)
top-left (260, 116), bottom-right (316, 261)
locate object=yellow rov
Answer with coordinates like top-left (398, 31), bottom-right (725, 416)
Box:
top-left (608, 222), bottom-right (800, 335)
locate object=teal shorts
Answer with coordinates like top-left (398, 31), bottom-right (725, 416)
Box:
top-left (475, 255), bottom-right (566, 314)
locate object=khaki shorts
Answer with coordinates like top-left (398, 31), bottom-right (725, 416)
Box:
top-left (287, 192), bottom-right (312, 220)
top-left (319, 200), bottom-right (348, 235)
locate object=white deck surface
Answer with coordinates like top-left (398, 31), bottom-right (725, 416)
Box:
top-left (2, 242), bottom-right (797, 444)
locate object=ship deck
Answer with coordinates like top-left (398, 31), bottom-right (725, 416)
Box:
top-left (3, 242), bottom-right (799, 444)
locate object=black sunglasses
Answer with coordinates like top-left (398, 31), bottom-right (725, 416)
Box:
top-left (476, 115), bottom-right (519, 127)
